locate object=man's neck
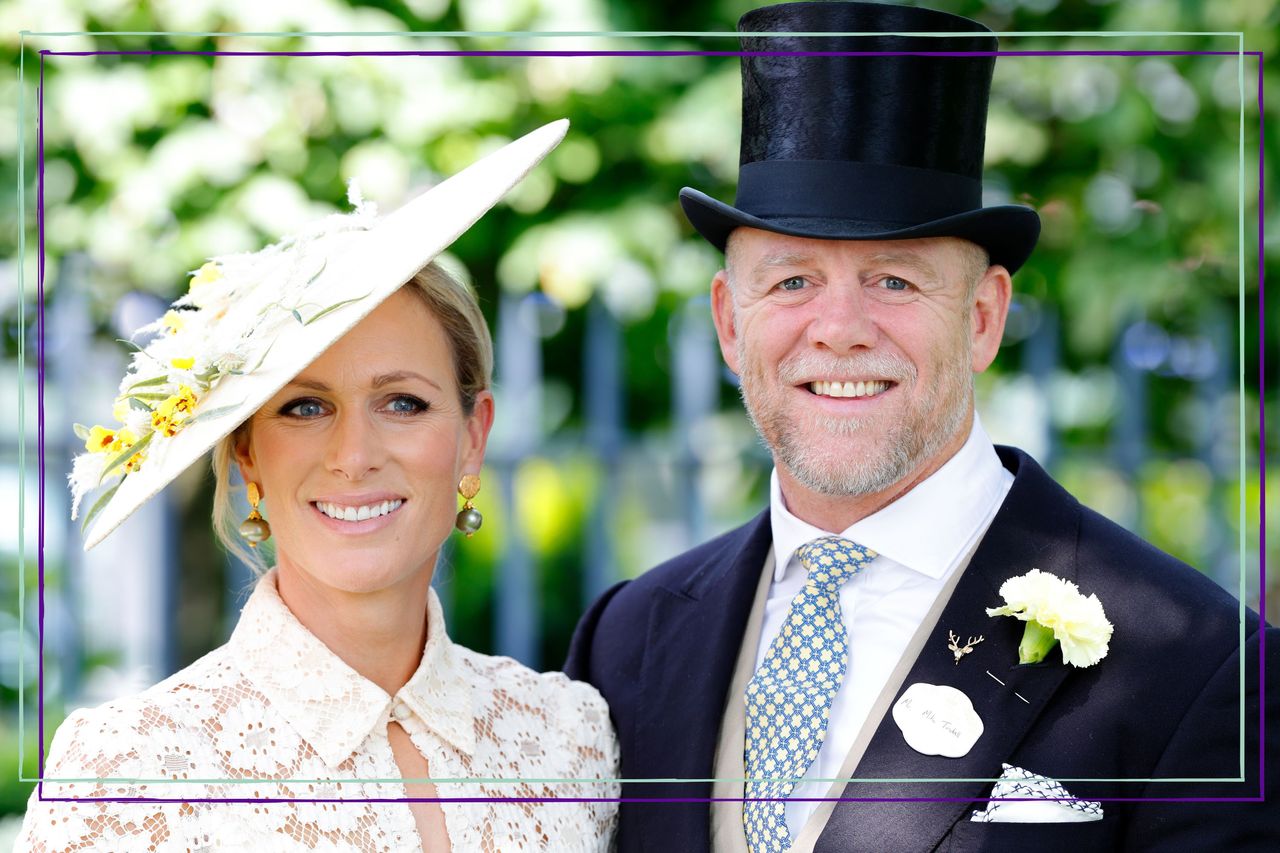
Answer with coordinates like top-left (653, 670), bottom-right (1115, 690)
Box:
top-left (776, 424), bottom-right (972, 533)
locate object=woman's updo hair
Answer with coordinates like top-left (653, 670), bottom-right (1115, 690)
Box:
top-left (209, 261), bottom-right (494, 573)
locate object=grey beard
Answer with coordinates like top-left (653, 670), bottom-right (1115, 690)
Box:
top-left (737, 348), bottom-right (973, 498)
top-left (766, 392), bottom-right (969, 497)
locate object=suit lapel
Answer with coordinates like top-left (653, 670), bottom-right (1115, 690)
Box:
top-left (816, 448), bottom-right (1084, 853)
top-left (631, 511), bottom-right (773, 850)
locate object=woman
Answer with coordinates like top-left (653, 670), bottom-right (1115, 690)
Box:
top-left (19, 121), bottom-right (618, 851)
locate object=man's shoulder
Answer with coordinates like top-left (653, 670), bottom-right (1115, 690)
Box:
top-left (1073, 499), bottom-right (1254, 637)
top-left (564, 510), bottom-right (770, 679)
top-left (999, 445), bottom-right (1258, 641)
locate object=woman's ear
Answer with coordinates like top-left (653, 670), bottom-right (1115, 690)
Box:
top-left (232, 426), bottom-right (258, 490)
top-left (460, 390), bottom-right (495, 475)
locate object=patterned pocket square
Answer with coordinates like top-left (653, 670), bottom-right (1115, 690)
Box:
top-left (969, 763), bottom-right (1104, 823)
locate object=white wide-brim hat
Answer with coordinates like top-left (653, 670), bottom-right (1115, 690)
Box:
top-left (71, 119), bottom-right (569, 550)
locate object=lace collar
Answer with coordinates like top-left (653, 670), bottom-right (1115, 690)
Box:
top-left (229, 571), bottom-right (476, 768)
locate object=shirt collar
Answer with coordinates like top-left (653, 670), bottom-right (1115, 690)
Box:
top-left (769, 414), bottom-right (1010, 582)
top-left (230, 571), bottom-right (476, 768)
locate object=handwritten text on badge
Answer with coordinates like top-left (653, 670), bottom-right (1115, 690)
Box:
top-left (892, 682), bottom-right (984, 758)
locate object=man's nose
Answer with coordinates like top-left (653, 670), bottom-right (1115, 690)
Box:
top-left (806, 284), bottom-right (878, 352)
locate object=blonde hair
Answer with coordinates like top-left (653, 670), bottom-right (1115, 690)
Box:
top-left (210, 261), bottom-right (493, 574)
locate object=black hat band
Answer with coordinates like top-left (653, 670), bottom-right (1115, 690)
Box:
top-left (734, 160), bottom-right (983, 226)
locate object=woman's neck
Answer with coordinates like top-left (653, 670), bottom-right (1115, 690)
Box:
top-left (273, 559), bottom-right (433, 696)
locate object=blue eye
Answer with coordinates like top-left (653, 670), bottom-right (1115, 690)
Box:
top-left (778, 276), bottom-right (808, 292)
top-left (387, 395), bottom-right (427, 415)
top-left (282, 398), bottom-right (325, 418)
top-left (882, 277), bottom-right (910, 292)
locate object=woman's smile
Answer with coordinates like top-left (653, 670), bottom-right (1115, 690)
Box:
top-left (311, 496), bottom-right (407, 533)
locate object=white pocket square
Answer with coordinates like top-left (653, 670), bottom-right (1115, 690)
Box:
top-left (969, 763), bottom-right (1104, 823)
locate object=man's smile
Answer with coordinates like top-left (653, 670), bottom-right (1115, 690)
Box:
top-left (806, 380), bottom-right (894, 399)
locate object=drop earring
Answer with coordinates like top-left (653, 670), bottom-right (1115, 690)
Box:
top-left (455, 474), bottom-right (483, 537)
top-left (239, 482), bottom-right (272, 546)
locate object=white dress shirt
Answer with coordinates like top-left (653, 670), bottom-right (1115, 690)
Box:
top-left (756, 415), bottom-right (1014, 838)
top-left (21, 571), bottom-right (618, 851)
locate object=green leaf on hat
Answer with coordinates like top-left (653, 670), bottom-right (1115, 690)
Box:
top-left (303, 291), bottom-right (371, 326)
top-left (81, 478), bottom-right (123, 533)
top-left (185, 404), bottom-right (242, 427)
top-left (305, 258), bottom-right (327, 285)
top-left (126, 375), bottom-right (171, 390)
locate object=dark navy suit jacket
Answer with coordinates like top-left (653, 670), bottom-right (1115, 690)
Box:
top-left (565, 447), bottom-right (1278, 852)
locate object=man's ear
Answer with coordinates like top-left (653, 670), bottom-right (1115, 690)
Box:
top-left (970, 264), bottom-right (1012, 373)
top-left (710, 269), bottom-right (742, 375)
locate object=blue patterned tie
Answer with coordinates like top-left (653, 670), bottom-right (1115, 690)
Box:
top-left (743, 536), bottom-right (876, 852)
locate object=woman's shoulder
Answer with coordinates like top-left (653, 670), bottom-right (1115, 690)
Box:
top-left (42, 644), bottom-right (244, 780)
top-left (453, 644), bottom-right (610, 721)
top-left (448, 645), bottom-right (618, 792)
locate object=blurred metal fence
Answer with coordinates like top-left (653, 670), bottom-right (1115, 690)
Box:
top-left (15, 252), bottom-right (1248, 694)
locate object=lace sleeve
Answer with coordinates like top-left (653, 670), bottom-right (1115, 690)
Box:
top-left (558, 678), bottom-right (620, 848)
top-left (16, 706), bottom-right (183, 852)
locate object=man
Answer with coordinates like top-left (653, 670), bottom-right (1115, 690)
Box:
top-left (566, 3), bottom-right (1276, 851)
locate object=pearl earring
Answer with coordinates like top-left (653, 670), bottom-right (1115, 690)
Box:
top-left (239, 482), bottom-right (271, 546)
top-left (455, 474), bottom-right (483, 537)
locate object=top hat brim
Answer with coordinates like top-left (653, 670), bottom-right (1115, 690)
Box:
top-left (82, 120), bottom-right (569, 550)
top-left (680, 187), bottom-right (1040, 275)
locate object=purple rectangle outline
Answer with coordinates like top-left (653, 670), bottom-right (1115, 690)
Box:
top-left (31, 45), bottom-right (1266, 806)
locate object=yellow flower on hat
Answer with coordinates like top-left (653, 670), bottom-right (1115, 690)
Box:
top-left (189, 261), bottom-right (222, 289)
top-left (108, 428), bottom-right (137, 454)
top-left (150, 385), bottom-right (199, 437)
top-left (86, 424), bottom-right (139, 468)
top-left (173, 384), bottom-right (198, 413)
top-left (85, 425), bottom-right (117, 454)
top-left (162, 310), bottom-right (186, 334)
top-left (99, 427), bottom-right (142, 473)
top-left (151, 409), bottom-right (179, 437)
top-left (170, 356), bottom-right (195, 370)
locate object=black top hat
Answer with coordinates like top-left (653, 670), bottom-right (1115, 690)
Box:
top-left (679, 1), bottom-right (1040, 273)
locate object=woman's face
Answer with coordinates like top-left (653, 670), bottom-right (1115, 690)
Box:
top-left (235, 287), bottom-right (493, 597)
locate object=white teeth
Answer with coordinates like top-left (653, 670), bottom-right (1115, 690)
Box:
top-left (808, 380), bottom-right (889, 399)
top-left (316, 499), bottom-right (404, 522)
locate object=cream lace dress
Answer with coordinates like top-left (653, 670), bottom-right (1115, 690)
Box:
top-left (17, 572), bottom-right (619, 851)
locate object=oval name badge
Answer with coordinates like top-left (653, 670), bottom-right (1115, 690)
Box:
top-left (892, 682), bottom-right (984, 758)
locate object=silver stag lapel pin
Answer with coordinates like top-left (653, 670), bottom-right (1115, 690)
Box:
top-left (948, 630), bottom-right (985, 665)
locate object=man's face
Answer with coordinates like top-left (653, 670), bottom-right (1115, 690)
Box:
top-left (710, 229), bottom-right (1008, 501)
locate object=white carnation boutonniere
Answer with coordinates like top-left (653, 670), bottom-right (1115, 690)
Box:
top-left (986, 569), bottom-right (1113, 667)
